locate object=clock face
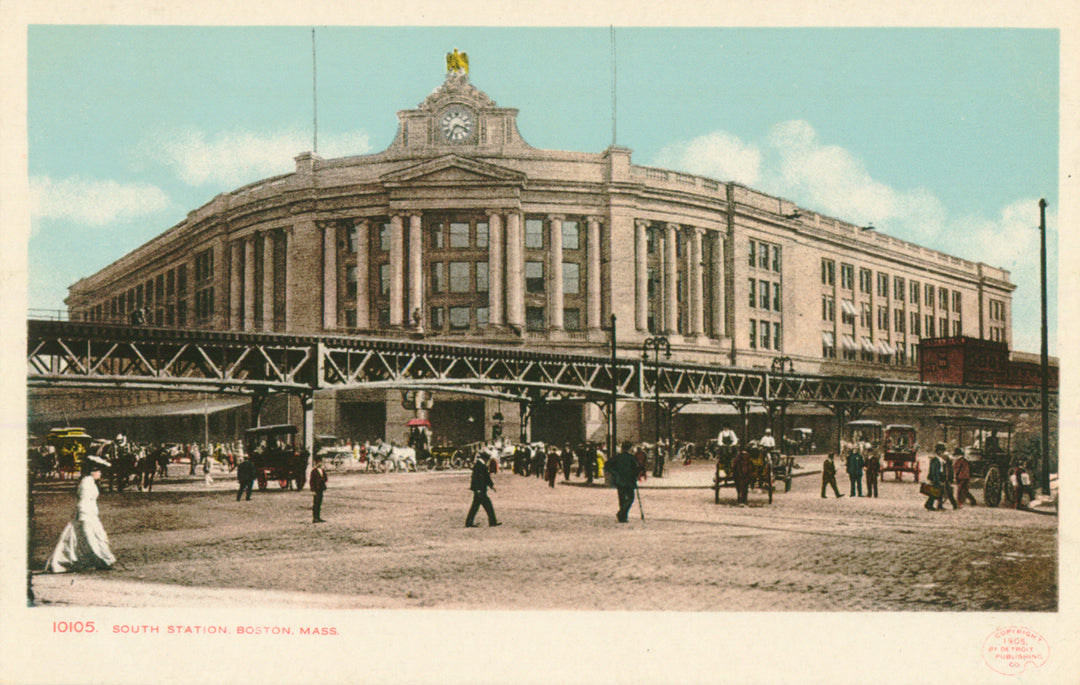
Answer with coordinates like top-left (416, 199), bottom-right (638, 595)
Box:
top-left (439, 105), bottom-right (475, 143)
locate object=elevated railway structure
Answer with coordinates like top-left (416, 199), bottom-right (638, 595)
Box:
top-left (28, 320), bottom-right (1056, 454)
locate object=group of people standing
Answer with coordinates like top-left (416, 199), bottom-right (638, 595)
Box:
top-left (924, 444), bottom-right (977, 511)
top-left (820, 449), bottom-right (882, 499)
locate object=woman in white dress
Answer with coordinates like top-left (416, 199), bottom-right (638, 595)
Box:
top-left (45, 456), bottom-right (116, 573)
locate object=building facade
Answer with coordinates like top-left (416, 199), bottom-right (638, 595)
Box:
top-left (64, 68), bottom-right (1016, 444)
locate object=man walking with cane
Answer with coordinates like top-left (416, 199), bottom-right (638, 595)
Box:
top-left (610, 441), bottom-right (643, 523)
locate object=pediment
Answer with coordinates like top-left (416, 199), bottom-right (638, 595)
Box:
top-left (381, 155), bottom-right (526, 186)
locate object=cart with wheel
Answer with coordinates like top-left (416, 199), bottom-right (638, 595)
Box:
top-left (881, 424), bottom-right (920, 481)
top-left (936, 416), bottom-right (1019, 508)
top-left (713, 444), bottom-right (774, 504)
top-left (244, 424), bottom-right (307, 491)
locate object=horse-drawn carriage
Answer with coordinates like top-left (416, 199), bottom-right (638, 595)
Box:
top-left (713, 443), bottom-right (778, 504)
top-left (244, 424), bottom-right (307, 490)
top-left (44, 427), bottom-right (93, 479)
top-left (881, 424), bottom-right (920, 481)
top-left (937, 416), bottom-right (1022, 508)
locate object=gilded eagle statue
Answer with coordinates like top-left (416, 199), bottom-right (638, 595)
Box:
top-left (446, 48), bottom-right (469, 74)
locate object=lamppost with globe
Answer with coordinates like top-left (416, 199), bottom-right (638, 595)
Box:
top-left (642, 335), bottom-right (671, 477)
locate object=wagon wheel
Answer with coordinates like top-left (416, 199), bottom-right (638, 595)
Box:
top-left (451, 450), bottom-right (466, 470)
top-left (1001, 470), bottom-right (1016, 506)
top-left (279, 478), bottom-right (289, 489)
top-left (984, 467), bottom-right (1002, 508)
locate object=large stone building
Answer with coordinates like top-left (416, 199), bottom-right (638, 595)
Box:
top-left (63, 66), bottom-right (1016, 445)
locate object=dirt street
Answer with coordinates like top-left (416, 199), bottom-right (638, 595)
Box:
top-left (28, 459), bottom-right (1056, 611)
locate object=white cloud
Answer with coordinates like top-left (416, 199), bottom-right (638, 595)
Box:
top-left (652, 131), bottom-right (762, 186)
top-left (30, 175), bottom-right (170, 227)
top-left (144, 128), bottom-right (372, 187)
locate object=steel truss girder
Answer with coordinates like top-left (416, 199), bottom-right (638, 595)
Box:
top-left (26, 320), bottom-right (1055, 413)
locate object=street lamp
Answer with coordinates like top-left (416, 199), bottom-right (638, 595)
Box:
top-left (642, 335), bottom-right (671, 477)
top-left (771, 356), bottom-right (794, 457)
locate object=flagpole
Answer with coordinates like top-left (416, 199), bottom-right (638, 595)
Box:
top-left (312, 28), bottom-right (318, 155)
top-left (610, 25), bottom-right (617, 147)
top-left (1039, 198), bottom-right (1050, 495)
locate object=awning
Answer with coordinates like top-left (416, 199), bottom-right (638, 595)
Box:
top-left (840, 335), bottom-right (857, 351)
top-left (30, 398), bottom-right (251, 423)
top-left (860, 338), bottom-right (876, 353)
top-left (822, 332), bottom-right (835, 347)
top-left (678, 403), bottom-right (768, 415)
top-left (840, 300), bottom-right (858, 317)
top-left (877, 341), bottom-right (895, 355)
top-left (406, 418), bottom-right (432, 427)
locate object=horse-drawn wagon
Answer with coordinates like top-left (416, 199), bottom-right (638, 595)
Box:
top-left (713, 444), bottom-right (775, 504)
top-left (244, 425), bottom-right (307, 491)
top-left (881, 424), bottom-right (920, 481)
top-left (46, 427), bottom-right (93, 479)
top-left (936, 416), bottom-right (1021, 508)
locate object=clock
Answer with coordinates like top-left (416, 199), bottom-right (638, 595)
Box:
top-left (438, 105), bottom-right (475, 143)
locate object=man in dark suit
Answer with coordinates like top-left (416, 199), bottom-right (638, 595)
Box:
top-left (309, 457), bottom-right (328, 523)
top-left (609, 441), bottom-right (643, 522)
top-left (236, 456), bottom-right (256, 501)
top-left (466, 454), bottom-right (500, 527)
top-left (846, 449), bottom-right (865, 497)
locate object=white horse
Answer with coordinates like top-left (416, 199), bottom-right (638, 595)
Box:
top-left (369, 441), bottom-right (417, 472)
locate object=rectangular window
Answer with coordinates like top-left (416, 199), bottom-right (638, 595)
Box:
top-left (563, 262), bottom-right (580, 295)
top-left (449, 306), bottom-right (470, 330)
top-left (911, 312), bottom-right (920, 336)
top-left (773, 284), bottom-right (781, 312)
top-left (349, 224), bottom-right (360, 252)
top-left (772, 245), bottom-right (782, 273)
top-left (861, 302), bottom-right (872, 329)
top-left (476, 262), bottom-right (489, 293)
top-left (430, 262), bottom-right (444, 293)
top-left (877, 272), bottom-right (889, 298)
top-left (347, 265), bottom-right (358, 299)
top-left (166, 269), bottom-right (175, 296)
top-left (759, 280), bottom-right (770, 310)
top-left (953, 319), bottom-right (961, 336)
top-left (430, 307), bottom-right (444, 330)
top-left (647, 267), bottom-right (657, 298)
top-left (894, 309), bottom-right (905, 333)
top-left (564, 308), bottom-right (581, 331)
top-left (156, 275), bottom-right (164, 303)
top-left (145, 279), bottom-right (153, 306)
top-left (430, 224), bottom-right (443, 249)
top-left (939, 289), bottom-right (949, 311)
top-left (925, 284), bottom-right (935, 308)
top-left (525, 218), bottom-right (544, 249)
top-left (476, 222), bottom-right (488, 249)
top-left (749, 279), bottom-right (757, 308)
top-left (822, 295), bottom-right (834, 321)
top-left (878, 306), bottom-right (889, 330)
top-left (450, 262), bottom-right (471, 293)
top-left (911, 344), bottom-right (919, 365)
top-left (748, 240), bottom-right (757, 268)
top-left (749, 319), bottom-right (757, 349)
top-left (450, 222), bottom-right (470, 248)
top-left (761, 320), bottom-right (772, 350)
top-left (841, 263), bottom-right (854, 289)
top-left (647, 227), bottom-right (657, 255)
top-left (176, 299), bottom-right (187, 327)
top-left (526, 261), bottom-right (545, 293)
top-left (940, 317), bottom-right (948, 336)
top-left (774, 325), bottom-right (781, 351)
top-left (378, 308), bottom-right (390, 327)
top-left (380, 264), bottom-right (391, 296)
top-left (952, 290), bottom-right (961, 313)
top-left (894, 277), bottom-right (905, 301)
top-left (165, 304), bottom-right (174, 326)
top-left (345, 310), bottom-right (356, 328)
top-left (859, 268), bottom-right (872, 294)
top-left (926, 315), bottom-right (934, 337)
top-left (176, 265), bottom-right (187, 296)
top-left (476, 306), bottom-right (489, 328)
top-left (759, 244), bottom-right (769, 270)
top-left (821, 258), bottom-right (835, 285)
top-left (380, 223), bottom-right (392, 251)
top-left (135, 284), bottom-right (144, 309)
top-left (910, 280), bottom-right (919, 305)
top-left (896, 345), bottom-right (906, 365)
top-left (526, 306), bottom-right (545, 331)
top-left (562, 220), bottom-right (580, 250)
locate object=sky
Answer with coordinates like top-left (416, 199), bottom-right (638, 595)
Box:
top-left (24, 26), bottom-right (1059, 354)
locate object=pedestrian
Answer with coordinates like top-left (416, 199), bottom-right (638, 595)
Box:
top-left (731, 449), bottom-right (751, 505)
top-left (954, 448), bottom-right (977, 507)
top-left (925, 444), bottom-right (946, 511)
top-left (941, 449), bottom-right (958, 509)
top-left (561, 445), bottom-right (574, 481)
top-left (189, 442), bottom-right (200, 475)
top-left (609, 441), bottom-right (642, 522)
top-left (1012, 460), bottom-right (1037, 509)
top-left (846, 449), bottom-right (865, 497)
top-left (545, 447), bottom-right (560, 488)
top-left (236, 455), bottom-right (256, 501)
top-left (45, 456), bottom-right (116, 573)
top-left (634, 446), bottom-right (648, 482)
top-left (309, 457), bottom-right (328, 523)
top-left (821, 452), bottom-right (843, 498)
top-left (583, 443), bottom-right (598, 485)
top-left (465, 453), bottom-right (500, 527)
top-left (864, 450), bottom-right (880, 498)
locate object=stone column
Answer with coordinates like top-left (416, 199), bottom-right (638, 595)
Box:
top-left (549, 215), bottom-right (564, 330)
top-left (229, 239), bottom-right (242, 330)
top-left (487, 211), bottom-right (504, 326)
top-left (587, 216), bottom-right (602, 330)
top-left (262, 230), bottom-right (275, 331)
top-left (354, 219), bottom-right (370, 329)
top-left (665, 223), bottom-right (678, 334)
top-left (322, 222), bottom-right (337, 330)
top-left (389, 213), bottom-right (404, 326)
top-left (711, 232), bottom-right (725, 339)
top-left (408, 212), bottom-right (423, 329)
top-left (243, 235), bottom-right (256, 331)
top-left (635, 220), bottom-right (648, 331)
top-left (691, 227), bottom-right (705, 336)
top-left (506, 212), bottom-right (524, 328)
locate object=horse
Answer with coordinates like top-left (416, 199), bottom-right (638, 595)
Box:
top-left (28, 447), bottom-right (57, 483)
top-left (366, 441), bottom-right (417, 472)
top-left (137, 445), bottom-right (170, 492)
top-left (101, 439), bottom-right (138, 492)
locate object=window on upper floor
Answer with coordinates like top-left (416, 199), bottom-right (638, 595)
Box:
top-left (564, 262), bottom-right (580, 295)
top-left (450, 222), bottom-right (470, 249)
top-left (859, 268), bottom-right (872, 294)
top-left (821, 258), bottom-right (835, 286)
top-left (526, 261), bottom-right (545, 293)
top-left (841, 263), bottom-right (854, 289)
top-left (525, 218), bottom-right (544, 249)
top-left (562, 220), bottom-right (579, 250)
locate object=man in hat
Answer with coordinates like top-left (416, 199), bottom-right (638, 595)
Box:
top-left (954, 448), bottom-right (976, 507)
top-left (466, 452), bottom-right (500, 527)
top-left (821, 452), bottom-right (843, 499)
top-left (309, 457), bottom-right (328, 523)
top-left (846, 448), bottom-right (865, 498)
top-left (609, 441), bottom-right (643, 522)
top-left (925, 444), bottom-right (946, 511)
top-left (236, 455), bottom-right (256, 501)
top-left (864, 449), bottom-right (881, 498)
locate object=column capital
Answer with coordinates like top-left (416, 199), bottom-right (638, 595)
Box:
top-left (635, 219), bottom-right (651, 230)
top-left (406, 210), bottom-right (423, 219)
top-left (692, 225), bottom-right (705, 236)
top-left (548, 214), bottom-right (566, 222)
top-left (666, 222), bottom-right (681, 232)
top-left (586, 215), bottom-right (603, 225)
top-left (352, 217), bottom-right (370, 227)
top-left (316, 220), bottom-right (339, 232)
